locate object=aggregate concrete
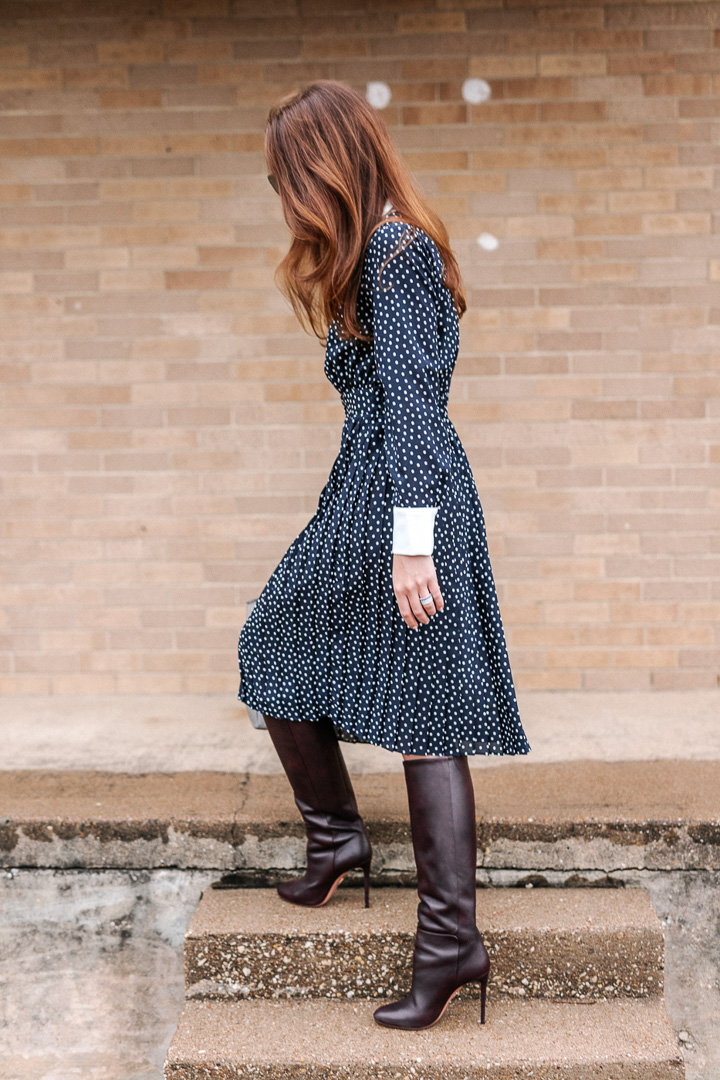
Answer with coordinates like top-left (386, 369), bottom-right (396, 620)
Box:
top-left (163, 997), bottom-right (684, 1080)
top-left (184, 885), bottom-right (664, 1002)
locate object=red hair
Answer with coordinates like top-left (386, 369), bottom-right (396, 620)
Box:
top-left (264, 80), bottom-right (466, 343)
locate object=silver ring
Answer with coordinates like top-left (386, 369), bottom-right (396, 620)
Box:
top-left (419, 595), bottom-right (433, 605)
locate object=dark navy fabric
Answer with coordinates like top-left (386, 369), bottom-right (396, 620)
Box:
top-left (237, 221), bottom-right (532, 757)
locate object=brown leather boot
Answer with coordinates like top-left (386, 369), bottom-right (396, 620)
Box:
top-left (373, 755), bottom-right (490, 1029)
top-left (263, 714), bottom-right (372, 908)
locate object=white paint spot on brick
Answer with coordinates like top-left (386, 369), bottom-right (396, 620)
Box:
top-left (477, 232), bottom-right (499, 251)
top-left (366, 81), bottom-right (392, 110)
top-left (462, 77), bottom-right (491, 104)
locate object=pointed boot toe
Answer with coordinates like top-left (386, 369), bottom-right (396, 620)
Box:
top-left (373, 928), bottom-right (490, 1030)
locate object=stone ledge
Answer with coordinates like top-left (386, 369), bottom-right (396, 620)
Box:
top-left (1, 760), bottom-right (719, 872)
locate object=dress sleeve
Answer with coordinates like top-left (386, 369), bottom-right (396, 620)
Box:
top-left (366, 223), bottom-right (452, 556)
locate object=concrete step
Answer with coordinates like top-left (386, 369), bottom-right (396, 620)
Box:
top-left (163, 997), bottom-right (685, 1079)
top-left (184, 885), bottom-right (664, 1003)
top-left (3, 761), bottom-right (719, 873)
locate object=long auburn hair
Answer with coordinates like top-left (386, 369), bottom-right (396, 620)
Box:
top-left (264, 80), bottom-right (466, 343)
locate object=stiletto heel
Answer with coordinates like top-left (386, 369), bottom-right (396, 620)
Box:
top-left (480, 971), bottom-right (488, 1024)
top-left (362, 861), bottom-right (371, 908)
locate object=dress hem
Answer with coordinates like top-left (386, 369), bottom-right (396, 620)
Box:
top-left (237, 688), bottom-right (532, 759)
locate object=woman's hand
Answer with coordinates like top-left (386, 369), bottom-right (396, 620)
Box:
top-left (392, 554), bottom-right (444, 630)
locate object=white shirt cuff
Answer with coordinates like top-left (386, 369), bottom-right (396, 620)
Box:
top-left (392, 506), bottom-right (439, 555)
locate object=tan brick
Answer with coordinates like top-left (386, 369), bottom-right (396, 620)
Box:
top-left (99, 90), bottom-right (163, 109)
top-left (609, 53), bottom-right (677, 76)
top-left (643, 213), bottom-right (710, 234)
top-left (586, 671), bottom-right (651, 691)
top-left (644, 166), bottom-right (714, 188)
top-left (0, 68), bottom-right (62, 90)
top-left (573, 261), bottom-right (639, 283)
top-left (99, 269), bottom-right (165, 291)
top-left (301, 38), bottom-right (368, 59)
top-left (576, 30), bottom-right (644, 51)
top-left (612, 145), bottom-right (677, 166)
top-left (398, 13), bottom-right (466, 34)
top-left (52, 673), bottom-right (116, 692)
top-left (133, 200), bottom-right (199, 223)
top-left (99, 134), bottom-right (235, 156)
top-left (578, 627), bottom-right (644, 646)
top-left (401, 59), bottom-right (468, 80)
top-left (0, 272), bottom-right (33, 293)
top-left (435, 172), bottom-right (504, 194)
top-left (546, 648), bottom-right (613, 668)
top-left (645, 74), bottom-right (713, 96)
top-left (167, 41), bottom-right (234, 62)
top-left (404, 151), bottom-right (469, 171)
top-left (63, 66), bottom-right (129, 89)
top-left (540, 100), bottom-right (606, 122)
top-left (0, 676), bottom-right (51, 693)
top-left (390, 81), bottom-right (438, 104)
top-left (197, 63), bottom-right (264, 86)
top-left (575, 213), bottom-right (642, 236)
top-left (535, 7), bottom-right (603, 28)
top-left (614, 649), bottom-right (679, 669)
top-left (608, 190), bottom-right (676, 212)
top-left (539, 54), bottom-right (607, 77)
top-left (504, 77), bottom-right (573, 100)
top-left (541, 147), bottom-right (608, 168)
top-left (519, 670), bottom-right (583, 690)
top-left (97, 43), bottom-right (164, 65)
top-left (470, 102), bottom-right (537, 124)
top-left (165, 269), bottom-right (231, 290)
top-left (0, 184), bottom-right (31, 202)
top-left (0, 137), bottom-right (96, 158)
top-left (0, 44), bottom-right (29, 66)
top-left (469, 54), bottom-right (536, 78)
top-left (470, 148), bottom-right (539, 170)
top-left (403, 104), bottom-right (467, 126)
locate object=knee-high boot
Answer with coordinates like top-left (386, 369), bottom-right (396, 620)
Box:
top-left (263, 714), bottom-right (372, 908)
top-left (373, 755), bottom-right (490, 1029)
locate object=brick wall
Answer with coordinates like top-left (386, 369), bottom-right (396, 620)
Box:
top-left (1, 0), bottom-right (718, 695)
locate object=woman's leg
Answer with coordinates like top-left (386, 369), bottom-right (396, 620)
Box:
top-left (264, 714), bottom-right (372, 907)
top-left (374, 753), bottom-right (490, 1029)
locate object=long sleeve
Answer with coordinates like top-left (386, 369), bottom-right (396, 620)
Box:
top-left (366, 223), bottom-right (452, 556)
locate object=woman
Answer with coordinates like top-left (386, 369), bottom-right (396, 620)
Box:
top-left (237, 80), bottom-right (532, 1030)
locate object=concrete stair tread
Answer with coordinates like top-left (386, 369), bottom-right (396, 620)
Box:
top-left (183, 886), bottom-right (664, 1003)
top-left (188, 884), bottom-right (661, 937)
top-left (5, 761), bottom-right (720, 822)
top-left (164, 998), bottom-right (684, 1078)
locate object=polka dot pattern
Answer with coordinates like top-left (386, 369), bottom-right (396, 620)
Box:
top-left (237, 221), bottom-right (532, 758)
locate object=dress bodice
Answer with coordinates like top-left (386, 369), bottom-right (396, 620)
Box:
top-left (323, 221), bottom-right (460, 417)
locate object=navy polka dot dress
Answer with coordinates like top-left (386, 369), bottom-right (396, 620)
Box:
top-left (237, 219), bottom-right (532, 758)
